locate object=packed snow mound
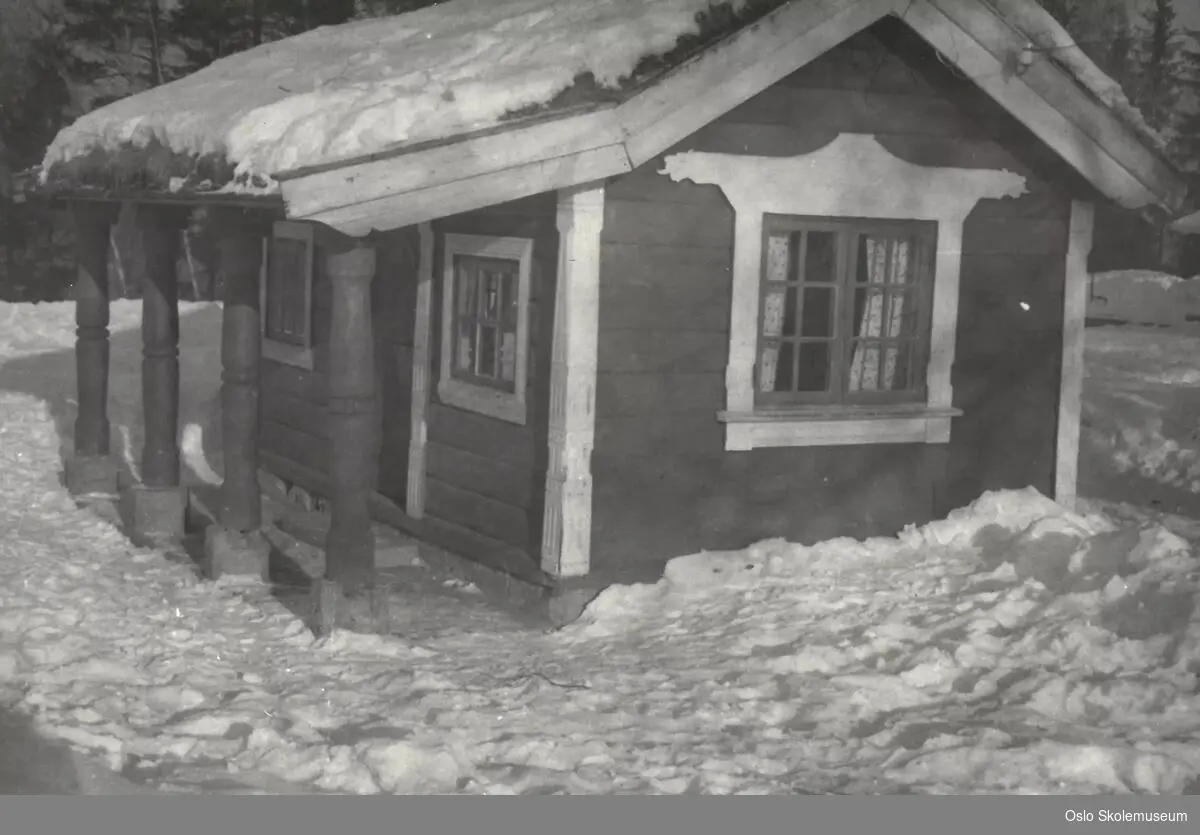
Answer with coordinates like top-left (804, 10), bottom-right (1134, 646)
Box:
top-left (643, 488), bottom-right (1114, 593)
top-left (568, 488), bottom-right (1200, 793)
top-left (1093, 270), bottom-right (1186, 290)
top-left (42, 0), bottom-right (750, 187)
top-left (1089, 272), bottom-right (1200, 327)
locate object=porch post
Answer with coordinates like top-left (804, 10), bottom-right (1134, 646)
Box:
top-left (203, 209), bottom-right (270, 579)
top-left (541, 183), bottom-right (605, 581)
top-left (1055, 200), bottom-right (1095, 510)
top-left (312, 238), bottom-right (388, 635)
top-left (126, 203), bottom-right (188, 543)
top-left (65, 201), bottom-right (119, 497)
top-left (405, 222), bottom-right (434, 519)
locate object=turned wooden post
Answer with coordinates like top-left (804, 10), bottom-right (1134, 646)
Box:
top-left (137, 204), bottom-right (185, 488)
top-left (125, 203), bottom-right (188, 543)
top-left (202, 209), bottom-right (271, 579)
top-left (217, 212), bottom-right (265, 532)
top-left (324, 242), bottom-right (379, 593)
top-left (66, 201), bottom-right (119, 496)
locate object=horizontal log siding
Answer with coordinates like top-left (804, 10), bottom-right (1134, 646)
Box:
top-left (259, 229), bottom-right (421, 506)
top-left (424, 195), bottom-right (558, 574)
top-left (591, 19), bottom-right (1078, 573)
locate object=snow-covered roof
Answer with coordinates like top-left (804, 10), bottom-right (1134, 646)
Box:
top-left (38, 0), bottom-right (1186, 226)
top-left (40, 0), bottom-right (757, 191)
top-left (1171, 209), bottom-right (1200, 235)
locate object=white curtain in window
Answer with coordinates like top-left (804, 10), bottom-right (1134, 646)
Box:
top-left (758, 234), bottom-right (791, 392)
top-left (848, 237), bottom-right (909, 392)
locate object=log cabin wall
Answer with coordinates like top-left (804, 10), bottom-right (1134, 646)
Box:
top-left (259, 239), bottom-right (334, 487)
top-left (590, 17), bottom-right (1090, 574)
top-left (258, 228), bottom-right (419, 506)
top-left (424, 195), bottom-right (558, 575)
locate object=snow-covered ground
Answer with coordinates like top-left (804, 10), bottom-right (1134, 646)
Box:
top-left (1, 300), bottom-right (1199, 794)
top-left (1081, 323), bottom-right (1200, 517)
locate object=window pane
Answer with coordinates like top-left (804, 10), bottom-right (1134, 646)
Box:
top-left (482, 271), bottom-right (501, 319)
top-left (477, 325), bottom-right (497, 378)
top-left (847, 342), bottom-right (911, 392)
top-left (801, 286), bottom-right (835, 338)
top-left (763, 287), bottom-right (786, 338)
top-left (500, 332), bottom-right (517, 384)
top-left (456, 319), bottom-right (474, 372)
top-left (454, 257), bottom-right (476, 316)
top-left (885, 290), bottom-right (920, 339)
top-left (265, 237), bottom-right (308, 346)
top-left (890, 344), bottom-right (913, 391)
top-left (766, 234), bottom-right (791, 284)
top-left (857, 236), bottom-right (883, 285)
top-left (781, 285), bottom-right (798, 337)
top-left (759, 340), bottom-right (781, 392)
top-left (500, 271), bottom-right (516, 330)
top-left (804, 230), bottom-right (837, 284)
top-left (796, 342), bottom-right (830, 392)
top-left (773, 340), bottom-right (796, 393)
top-left (858, 235), bottom-right (916, 287)
top-left (890, 238), bottom-right (915, 286)
top-left (847, 342), bottom-right (881, 392)
top-left (852, 288), bottom-right (886, 338)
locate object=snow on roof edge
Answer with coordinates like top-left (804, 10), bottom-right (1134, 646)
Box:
top-left (986, 0), bottom-right (1170, 153)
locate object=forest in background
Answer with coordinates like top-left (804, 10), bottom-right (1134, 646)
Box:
top-left (0, 0), bottom-right (1198, 301)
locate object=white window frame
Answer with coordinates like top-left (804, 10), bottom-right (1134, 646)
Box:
top-left (438, 233), bottom-right (533, 425)
top-left (260, 220), bottom-right (315, 370)
top-left (659, 133), bottom-right (1027, 451)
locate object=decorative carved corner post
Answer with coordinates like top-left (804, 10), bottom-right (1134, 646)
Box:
top-left (1055, 200), bottom-right (1095, 511)
top-left (312, 239), bottom-right (388, 635)
top-left (126, 203), bottom-right (188, 544)
top-left (65, 201), bottom-right (120, 497)
top-left (203, 209), bottom-right (270, 580)
top-left (541, 183), bottom-right (604, 582)
top-left (405, 222), bottom-right (434, 519)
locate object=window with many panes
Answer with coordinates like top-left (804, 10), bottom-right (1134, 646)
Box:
top-left (438, 233), bottom-right (532, 425)
top-left (757, 215), bottom-right (934, 408)
top-left (261, 221), bottom-right (315, 369)
top-left (450, 254), bottom-right (521, 392)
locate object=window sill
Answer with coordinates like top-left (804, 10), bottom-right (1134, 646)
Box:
top-left (717, 406), bottom-right (962, 451)
top-left (262, 339), bottom-right (314, 371)
top-left (438, 378), bottom-right (527, 425)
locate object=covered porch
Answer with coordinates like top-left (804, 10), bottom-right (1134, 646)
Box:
top-left (60, 193), bottom-right (385, 633)
top-left (52, 184), bottom-right (601, 635)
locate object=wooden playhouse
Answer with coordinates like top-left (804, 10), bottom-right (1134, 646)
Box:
top-left (37, 0), bottom-right (1189, 630)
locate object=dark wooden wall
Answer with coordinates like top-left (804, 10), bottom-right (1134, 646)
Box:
top-left (424, 196), bottom-right (558, 577)
top-left (590, 18), bottom-right (1089, 573)
top-left (258, 229), bottom-right (419, 507)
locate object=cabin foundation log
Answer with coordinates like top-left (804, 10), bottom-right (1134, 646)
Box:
top-left (66, 202), bottom-right (119, 497)
top-left (128, 203), bottom-right (187, 542)
top-left (312, 240), bottom-right (388, 635)
top-left (203, 210), bottom-right (270, 580)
